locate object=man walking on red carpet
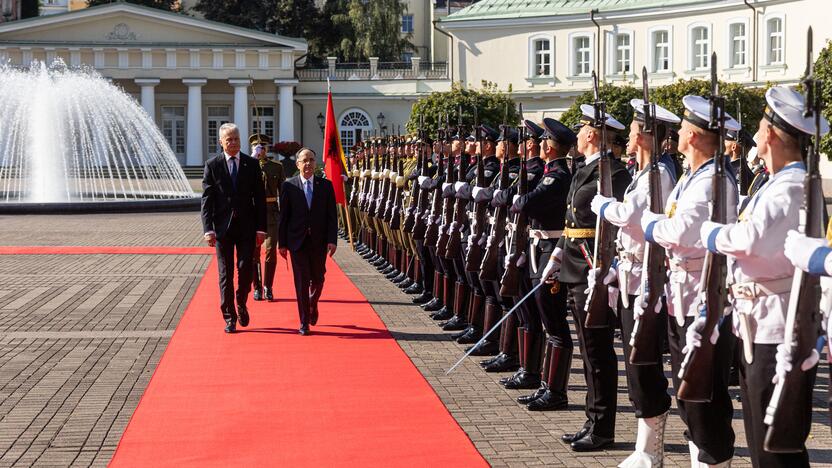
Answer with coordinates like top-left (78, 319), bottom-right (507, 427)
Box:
top-left (201, 123), bottom-right (267, 334)
top-left (278, 148), bottom-right (338, 335)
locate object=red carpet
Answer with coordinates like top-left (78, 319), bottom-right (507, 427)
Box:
top-left (0, 246), bottom-right (213, 255)
top-left (110, 254), bottom-right (486, 467)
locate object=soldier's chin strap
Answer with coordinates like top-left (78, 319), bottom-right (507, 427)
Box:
top-left (446, 281), bottom-right (545, 375)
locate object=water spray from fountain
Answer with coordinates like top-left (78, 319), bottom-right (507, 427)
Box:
top-left (0, 60), bottom-right (195, 205)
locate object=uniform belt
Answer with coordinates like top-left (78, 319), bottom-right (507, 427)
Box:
top-left (563, 227), bottom-right (595, 239)
top-left (266, 197), bottom-right (277, 203)
top-left (529, 229), bottom-right (563, 240)
top-left (668, 256), bottom-right (705, 272)
top-left (730, 277), bottom-right (793, 300)
top-left (618, 251), bottom-right (642, 263)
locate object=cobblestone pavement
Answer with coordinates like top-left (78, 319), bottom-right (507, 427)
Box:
top-left (0, 213), bottom-right (829, 467)
top-left (334, 244), bottom-right (832, 467)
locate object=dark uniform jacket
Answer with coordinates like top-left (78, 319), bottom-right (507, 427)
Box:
top-left (557, 154), bottom-right (631, 284)
top-left (201, 152), bottom-right (266, 240)
top-left (259, 158), bottom-right (286, 238)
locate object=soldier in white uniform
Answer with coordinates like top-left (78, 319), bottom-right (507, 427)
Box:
top-left (640, 95), bottom-right (740, 467)
top-left (744, 87), bottom-right (831, 468)
top-left (590, 100), bottom-right (679, 467)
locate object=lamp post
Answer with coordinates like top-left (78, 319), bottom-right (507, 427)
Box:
top-left (317, 112), bottom-right (325, 134)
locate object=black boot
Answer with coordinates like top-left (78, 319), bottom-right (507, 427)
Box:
top-left (518, 340), bottom-right (552, 404)
top-left (528, 340), bottom-right (570, 411)
top-left (422, 272), bottom-right (444, 311)
top-left (457, 292), bottom-right (484, 344)
top-left (404, 283), bottom-right (423, 295)
top-left (483, 314), bottom-right (520, 372)
top-left (422, 297), bottom-right (442, 311)
top-left (411, 291), bottom-right (432, 304)
top-left (500, 328), bottom-right (526, 384)
top-left (441, 282), bottom-right (469, 330)
top-left (451, 326), bottom-right (471, 340)
top-left (504, 330), bottom-right (543, 390)
top-left (430, 275), bottom-right (455, 320)
top-left (396, 278), bottom-right (414, 289)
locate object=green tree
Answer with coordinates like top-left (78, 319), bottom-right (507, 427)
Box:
top-left (406, 82), bottom-right (518, 136)
top-left (813, 39), bottom-right (832, 158)
top-left (337, 0), bottom-right (413, 62)
top-left (193, 0), bottom-right (270, 30)
top-left (87, 0), bottom-right (181, 11)
top-left (560, 79), bottom-right (766, 135)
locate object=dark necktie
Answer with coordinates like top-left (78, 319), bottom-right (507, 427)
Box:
top-left (229, 156), bottom-right (238, 190)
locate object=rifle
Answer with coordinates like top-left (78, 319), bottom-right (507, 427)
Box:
top-left (465, 106), bottom-right (489, 272)
top-left (403, 116), bottom-right (426, 233)
top-left (436, 116), bottom-right (461, 257)
top-left (584, 70), bottom-right (616, 329)
top-left (446, 106), bottom-right (474, 260)
top-left (423, 126), bottom-right (447, 247)
top-left (412, 119), bottom-right (437, 241)
top-left (764, 27), bottom-right (826, 452)
top-left (737, 99), bottom-right (750, 195)
top-left (389, 134), bottom-right (405, 231)
top-left (677, 52), bottom-right (729, 402)
top-left (500, 118), bottom-right (529, 297)
top-left (630, 67), bottom-right (669, 365)
top-left (480, 123), bottom-right (511, 282)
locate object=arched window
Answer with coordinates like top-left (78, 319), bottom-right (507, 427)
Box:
top-left (339, 109), bottom-right (372, 151)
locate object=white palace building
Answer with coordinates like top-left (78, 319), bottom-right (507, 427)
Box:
top-left (0, 0), bottom-right (829, 169)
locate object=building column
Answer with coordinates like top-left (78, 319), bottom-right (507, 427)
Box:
top-left (183, 78), bottom-right (207, 166)
top-left (275, 79), bottom-right (298, 143)
top-left (134, 78), bottom-right (160, 123)
top-left (229, 79), bottom-right (252, 141)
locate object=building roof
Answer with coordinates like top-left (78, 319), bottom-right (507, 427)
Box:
top-left (442, 0), bottom-right (717, 23)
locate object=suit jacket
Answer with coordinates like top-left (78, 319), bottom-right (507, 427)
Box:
top-left (201, 153), bottom-right (267, 239)
top-left (277, 175), bottom-right (338, 252)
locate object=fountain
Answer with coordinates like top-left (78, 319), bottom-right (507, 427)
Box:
top-left (0, 60), bottom-right (199, 213)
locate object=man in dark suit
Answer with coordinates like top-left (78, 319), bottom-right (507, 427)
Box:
top-left (278, 148), bottom-right (338, 335)
top-left (201, 123), bottom-right (267, 333)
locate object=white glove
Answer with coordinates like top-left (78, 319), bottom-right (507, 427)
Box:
top-left (467, 234), bottom-right (476, 251)
top-left (682, 313), bottom-right (719, 354)
top-left (453, 181), bottom-right (466, 191)
top-left (512, 194), bottom-right (521, 205)
top-left (442, 182), bottom-right (451, 191)
top-left (516, 252), bottom-right (526, 268)
top-left (640, 210), bottom-right (666, 233)
top-left (472, 186), bottom-right (484, 200)
top-left (784, 229), bottom-right (828, 273)
top-left (584, 264), bottom-right (618, 309)
top-left (772, 342), bottom-right (820, 384)
top-left (699, 221), bottom-right (723, 252)
top-left (492, 188), bottom-right (502, 200)
top-left (633, 294), bottom-right (662, 317)
top-left (541, 250), bottom-right (563, 282)
top-left (590, 194), bottom-right (616, 217)
top-left (417, 175), bottom-right (428, 186)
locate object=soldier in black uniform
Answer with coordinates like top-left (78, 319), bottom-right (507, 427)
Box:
top-left (422, 137), bottom-right (454, 315)
top-left (406, 136), bottom-right (437, 298)
top-left (512, 118), bottom-right (575, 411)
top-left (541, 105), bottom-right (631, 452)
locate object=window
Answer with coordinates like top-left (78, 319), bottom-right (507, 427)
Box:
top-left (207, 106), bottom-right (230, 155)
top-left (339, 109), bottom-right (372, 151)
top-left (767, 16), bottom-right (784, 65)
top-left (689, 25), bottom-right (710, 70)
top-left (729, 22), bottom-right (747, 67)
top-left (571, 34), bottom-right (592, 76)
top-left (251, 106), bottom-right (275, 142)
top-left (651, 28), bottom-right (671, 72)
top-left (401, 14), bottom-right (413, 33)
top-left (614, 33), bottom-right (632, 74)
top-left (531, 37), bottom-right (552, 77)
top-left (161, 106), bottom-right (185, 158)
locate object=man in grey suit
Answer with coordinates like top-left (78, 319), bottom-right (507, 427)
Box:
top-left (278, 148), bottom-right (338, 335)
top-left (201, 123), bottom-right (267, 333)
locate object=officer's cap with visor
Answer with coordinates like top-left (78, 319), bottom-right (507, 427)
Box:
top-left (763, 86), bottom-right (830, 139)
top-left (579, 104), bottom-right (626, 131)
top-left (523, 120), bottom-right (545, 141)
top-left (496, 125), bottom-right (519, 145)
top-left (629, 99), bottom-right (681, 127)
top-left (542, 118), bottom-right (577, 147)
top-left (681, 95), bottom-right (741, 134)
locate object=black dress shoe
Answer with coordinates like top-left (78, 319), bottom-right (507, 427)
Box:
top-left (570, 433), bottom-right (613, 452)
top-left (450, 326), bottom-right (471, 340)
top-left (412, 292), bottom-right (432, 304)
top-left (467, 340), bottom-right (499, 356)
top-left (238, 306), bottom-right (250, 327)
top-left (441, 316), bottom-right (468, 331)
top-left (503, 370), bottom-right (540, 390)
top-left (380, 265), bottom-right (396, 275)
top-left (517, 386), bottom-right (547, 405)
top-left (310, 304), bottom-right (319, 326)
top-left (422, 298), bottom-right (443, 311)
top-left (253, 288), bottom-right (263, 301)
top-left (456, 329), bottom-right (480, 344)
top-left (479, 353), bottom-right (503, 367)
top-left (299, 326), bottom-right (310, 336)
top-left (389, 271), bottom-right (405, 281)
top-left (385, 269), bottom-right (401, 279)
top-left (527, 390), bottom-right (568, 411)
top-left (396, 278), bottom-right (414, 289)
top-left (264, 287), bottom-right (273, 301)
top-left (500, 369), bottom-right (523, 385)
top-left (404, 283), bottom-right (424, 295)
top-left (561, 427), bottom-right (590, 444)
top-left (224, 320), bottom-right (236, 333)
top-left (483, 353), bottom-right (519, 372)
top-left (430, 308), bottom-right (453, 321)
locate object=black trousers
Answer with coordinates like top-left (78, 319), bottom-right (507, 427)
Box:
top-left (739, 341), bottom-right (814, 468)
top-left (668, 316), bottom-right (736, 464)
top-left (530, 275), bottom-right (572, 349)
top-left (618, 295), bottom-right (671, 419)
top-left (289, 239), bottom-right (327, 328)
top-left (566, 282), bottom-right (617, 438)
top-left (215, 220), bottom-right (255, 322)
top-left (416, 240), bottom-right (434, 291)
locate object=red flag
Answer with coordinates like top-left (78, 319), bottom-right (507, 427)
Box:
top-left (322, 88), bottom-right (347, 205)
